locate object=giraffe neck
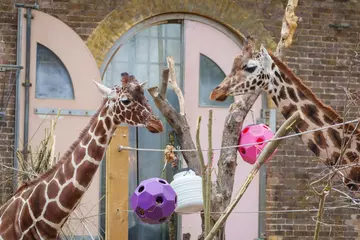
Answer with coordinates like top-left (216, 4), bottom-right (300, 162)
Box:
top-left (266, 63), bottom-right (360, 191)
top-left (0, 101), bottom-right (118, 239)
top-left (41, 103), bottom-right (117, 230)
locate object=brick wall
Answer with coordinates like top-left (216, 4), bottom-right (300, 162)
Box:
top-left (0, 1), bottom-right (18, 203)
top-left (0, 0), bottom-right (359, 239)
top-left (264, 1), bottom-right (360, 240)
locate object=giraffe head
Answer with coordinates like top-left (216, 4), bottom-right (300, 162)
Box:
top-left (209, 37), bottom-right (275, 101)
top-left (94, 73), bottom-right (164, 133)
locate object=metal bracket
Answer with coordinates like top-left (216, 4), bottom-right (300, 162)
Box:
top-left (0, 64), bottom-right (24, 72)
top-left (257, 108), bottom-right (271, 125)
top-left (329, 23), bottom-right (351, 30)
top-left (257, 109), bottom-right (277, 129)
top-left (15, 3), bottom-right (40, 10)
top-left (22, 82), bottom-right (32, 87)
top-left (34, 108), bottom-right (96, 117)
top-left (24, 13), bottom-right (34, 19)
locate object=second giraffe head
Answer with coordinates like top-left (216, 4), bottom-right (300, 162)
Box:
top-left (94, 73), bottom-right (164, 133)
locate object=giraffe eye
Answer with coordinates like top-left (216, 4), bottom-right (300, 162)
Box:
top-left (122, 100), bottom-right (131, 105)
top-left (120, 97), bottom-right (131, 105)
top-left (244, 65), bottom-right (257, 73)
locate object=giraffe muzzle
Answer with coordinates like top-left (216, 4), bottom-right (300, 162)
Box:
top-left (209, 86), bottom-right (228, 102)
top-left (146, 119), bottom-right (164, 133)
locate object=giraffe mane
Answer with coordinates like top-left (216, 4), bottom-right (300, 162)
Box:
top-left (14, 99), bottom-right (108, 195)
top-left (268, 51), bottom-right (344, 123)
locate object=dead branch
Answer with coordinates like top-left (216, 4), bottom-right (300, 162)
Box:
top-left (167, 57), bottom-right (185, 116)
top-left (275, 0), bottom-right (299, 58)
top-left (148, 58), bottom-right (201, 174)
top-left (313, 185), bottom-right (330, 240)
top-left (196, 116), bottom-right (207, 212)
top-left (205, 111), bottom-right (302, 240)
top-left (205, 110), bottom-right (213, 236)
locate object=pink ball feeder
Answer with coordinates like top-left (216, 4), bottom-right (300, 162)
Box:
top-left (131, 178), bottom-right (177, 224)
top-left (238, 124), bottom-right (277, 165)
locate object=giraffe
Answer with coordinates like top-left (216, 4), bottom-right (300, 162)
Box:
top-left (0, 73), bottom-right (164, 239)
top-left (209, 38), bottom-right (360, 196)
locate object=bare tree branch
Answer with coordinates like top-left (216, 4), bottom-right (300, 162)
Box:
top-left (275, 0), bottom-right (299, 58)
top-left (148, 58), bottom-right (201, 174)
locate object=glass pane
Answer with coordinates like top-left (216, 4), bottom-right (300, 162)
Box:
top-left (135, 38), bottom-right (148, 62)
top-left (165, 24), bottom-right (181, 38)
top-left (35, 43), bottom-right (74, 99)
top-left (199, 54), bottom-right (234, 107)
top-left (166, 39), bottom-right (181, 63)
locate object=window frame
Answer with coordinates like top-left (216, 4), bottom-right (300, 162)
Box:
top-left (35, 43), bottom-right (75, 100)
top-left (198, 53), bottom-right (234, 108)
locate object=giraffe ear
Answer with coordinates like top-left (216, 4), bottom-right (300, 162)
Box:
top-left (260, 45), bottom-right (272, 69)
top-left (93, 80), bottom-right (116, 98)
top-left (139, 81), bottom-right (148, 89)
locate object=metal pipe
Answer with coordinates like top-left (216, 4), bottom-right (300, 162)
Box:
top-left (258, 92), bottom-right (269, 240)
top-left (0, 64), bottom-right (23, 70)
top-left (22, 7), bottom-right (32, 163)
top-left (13, 7), bottom-right (23, 188)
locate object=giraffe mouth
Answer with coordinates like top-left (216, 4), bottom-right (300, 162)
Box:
top-left (146, 119), bottom-right (164, 133)
top-left (209, 87), bottom-right (228, 102)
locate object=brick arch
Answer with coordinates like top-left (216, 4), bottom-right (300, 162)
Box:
top-left (86, 0), bottom-right (277, 68)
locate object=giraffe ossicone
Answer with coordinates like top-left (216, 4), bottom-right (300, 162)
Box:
top-left (210, 37), bottom-right (360, 196)
top-left (0, 73), bottom-right (163, 239)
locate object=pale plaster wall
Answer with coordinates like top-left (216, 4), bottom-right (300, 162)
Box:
top-left (182, 20), bottom-right (262, 240)
top-left (18, 10), bottom-right (102, 236)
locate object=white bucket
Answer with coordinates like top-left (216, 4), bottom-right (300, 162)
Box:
top-left (170, 169), bottom-right (204, 214)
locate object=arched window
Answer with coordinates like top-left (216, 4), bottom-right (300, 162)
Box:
top-left (36, 43), bottom-right (74, 99)
top-left (199, 54), bottom-right (234, 107)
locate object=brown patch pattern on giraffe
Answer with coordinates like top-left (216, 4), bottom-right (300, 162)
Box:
top-left (281, 103), bottom-right (298, 119)
top-left (286, 87), bottom-right (298, 102)
top-left (88, 139), bottom-right (105, 161)
top-left (313, 131), bottom-right (328, 149)
top-left (346, 151), bottom-right (359, 162)
top-left (36, 220), bottom-right (58, 239)
top-left (307, 139), bottom-right (320, 156)
top-left (23, 228), bottom-right (41, 240)
top-left (325, 152), bottom-right (340, 166)
top-left (59, 183), bottom-right (83, 210)
top-left (76, 161), bottom-right (99, 187)
top-left (295, 119), bottom-right (310, 132)
top-left (47, 180), bottom-right (60, 199)
top-left (297, 89), bottom-right (307, 100)
top-left (328, 128), bottom-right (342, 149)
top-left (278, 86), bottom-right (287, 101)
top-left (44, 202), bottom-right (68, 224)
top-left (19, 204), bottom-right (32, 232)
top-left (345, 167), bottom-right (360, 191)
top-left (73, 146), bottom-right (86, 165)
top-left (301, 104), bottom-right (323, 127)
top-left (28, 183), bottom-right (46, 219)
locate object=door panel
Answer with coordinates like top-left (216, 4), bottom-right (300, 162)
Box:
top-left (183, 20), bottom-right (262, 240)
top-left (19, 10), bottom-right (102, 237)
top-left (102, 23), bottom-right (184, 240)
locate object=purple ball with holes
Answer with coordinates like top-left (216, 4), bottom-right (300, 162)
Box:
top-left (130, 178), bottom-right (177, 224)
top-left (238, 124), bottom-right (277, 165)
